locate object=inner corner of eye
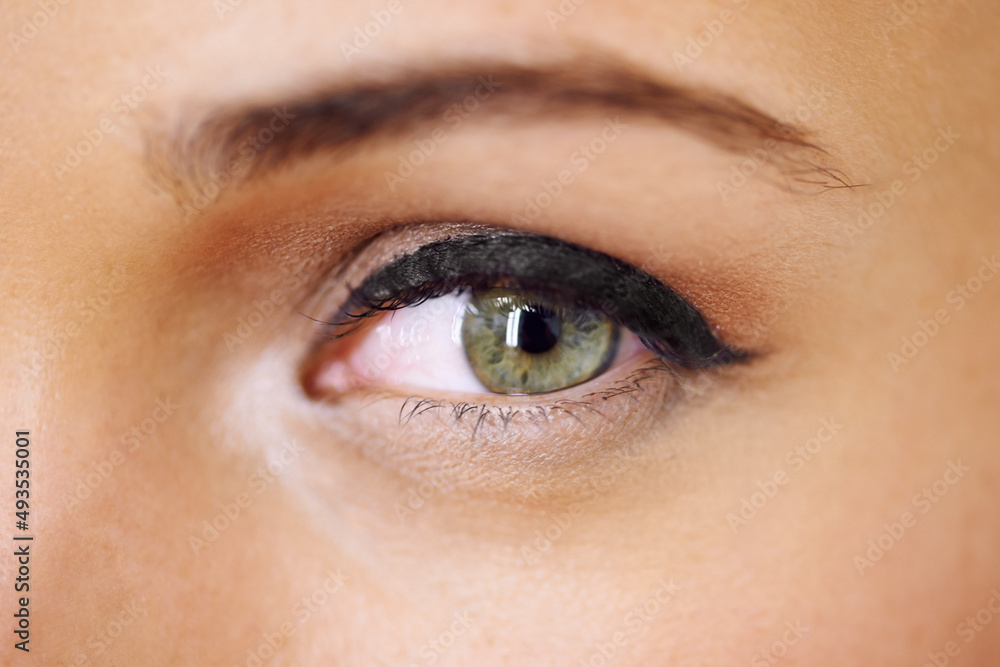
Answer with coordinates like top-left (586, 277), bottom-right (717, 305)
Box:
top-left (306, 291), bottom-right (483, 397)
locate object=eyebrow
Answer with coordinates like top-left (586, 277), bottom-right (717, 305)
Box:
top-left (149, 56), bottom-right (853, 205)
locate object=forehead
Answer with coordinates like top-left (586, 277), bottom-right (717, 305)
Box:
top-left (6, 0), bottom-right (929, 117)
top-left (4, 0), bottom-right (982, 213)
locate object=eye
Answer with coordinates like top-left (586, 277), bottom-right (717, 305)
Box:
top-left (461, 288), bottom-right (621, 394)
top-left (315, 286), bottom-right (643, 396)
top-left (303, 227), bottom-right (746, 401)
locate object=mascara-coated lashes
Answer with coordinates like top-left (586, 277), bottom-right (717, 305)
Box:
top-left (329, 230), bottom-right (745, 369)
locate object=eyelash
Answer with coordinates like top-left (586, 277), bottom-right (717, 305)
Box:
top-left (394, 357), bottom-right (682, 429)
top-left (322, 279), bottom-right (743, 367)
top-left (318, 230), bottom-right (750, 375)
top-left (323, 279), bottom-right (473, 335)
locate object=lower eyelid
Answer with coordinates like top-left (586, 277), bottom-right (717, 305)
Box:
top-left (304, 354), bottom-right (687, 503)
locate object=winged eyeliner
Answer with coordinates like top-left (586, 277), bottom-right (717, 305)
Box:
top-left (331, 231), bottom-right (746, 368)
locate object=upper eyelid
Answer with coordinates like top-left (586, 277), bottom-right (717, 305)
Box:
top-left (320, 229), bottom-right (748, 368)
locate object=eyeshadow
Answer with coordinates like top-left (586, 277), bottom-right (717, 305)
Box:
top-left (335, 230), bottom-right (746, 367)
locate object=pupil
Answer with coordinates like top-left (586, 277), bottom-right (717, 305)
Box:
top-left (515, 307), bottom-right (561, 354)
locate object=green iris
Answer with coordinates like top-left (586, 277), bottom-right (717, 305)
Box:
top-left (460, 289), bottom-right (619, 394)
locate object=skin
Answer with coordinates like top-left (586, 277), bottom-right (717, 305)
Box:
top-left (2, 0), bottom-right (1000, 665)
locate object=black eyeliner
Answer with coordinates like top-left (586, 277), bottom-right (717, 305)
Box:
top-left (332, 231), bottom-right (747, 368)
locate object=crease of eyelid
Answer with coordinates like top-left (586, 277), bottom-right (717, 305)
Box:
top-left (145, 53), bottom-right (862, 207)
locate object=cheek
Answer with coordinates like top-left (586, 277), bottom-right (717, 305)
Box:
top-left (311, 293), bottom-right (486, 394)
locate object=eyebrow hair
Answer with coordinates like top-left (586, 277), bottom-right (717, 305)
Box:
top-left (148, 55), bottom-right (853, 205)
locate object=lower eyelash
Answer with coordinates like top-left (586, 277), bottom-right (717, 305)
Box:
top-left (395, 357), bottom-right (683, 434)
